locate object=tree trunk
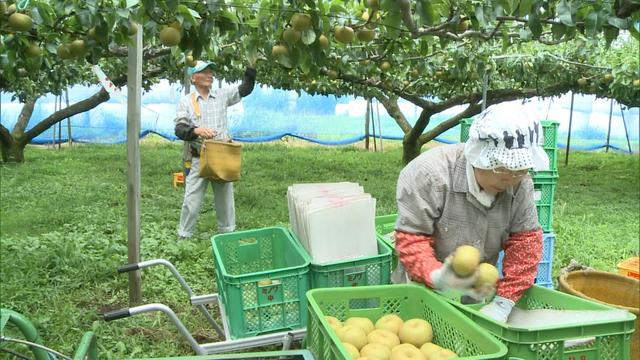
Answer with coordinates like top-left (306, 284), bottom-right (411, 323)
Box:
top-left (401, 136), bottom-right (422, 165)
top-left (1, 140), bottom-right (25, 163)
top-left (0, 96), bottom-right (35, 163)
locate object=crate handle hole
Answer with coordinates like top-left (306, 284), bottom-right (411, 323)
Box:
top-left (348, 298), bottom-right (381, 310)
top-left (238, 237), bottom-right (258, 246)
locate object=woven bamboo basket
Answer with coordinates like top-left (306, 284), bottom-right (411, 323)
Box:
top-left (559, 270), bottom-right (639, 360)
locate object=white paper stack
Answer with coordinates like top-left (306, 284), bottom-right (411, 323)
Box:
top-left (287, 182), bottom-right (378, 265)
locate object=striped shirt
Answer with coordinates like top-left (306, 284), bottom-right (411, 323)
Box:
top-left (175, 86), bottom-right (241, 147)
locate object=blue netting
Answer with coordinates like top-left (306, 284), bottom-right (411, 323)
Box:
top-left (1, 81), bottom-right (638, 152)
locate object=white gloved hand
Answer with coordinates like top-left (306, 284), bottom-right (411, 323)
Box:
top-left (479, 295), bottom-right (515, 322)
top-left (430, 257), bottom-right (477, 291)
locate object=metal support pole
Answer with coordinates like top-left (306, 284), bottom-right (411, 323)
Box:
top-left (57, 95), bottom-right (62, 149)
top-left (619, 105), bottom-right (632, 153)
top-left (364, 98), bottom-right (370, 150)
top-left (52, 96), bottom-right (57, 148)
top-left (481, 72), bottom-right (488, 111)
top-left (605, 98), bottom-right (613, 153)
top-left (565, 92), bottom-right (575, 166)
top-left (371, 100), bottom-right (377, 151)
top-left (126, 20), bottom-right (143, 305)
top-left (66, 89), bottom-right (71, 146)
top-left (376, 99), bottom-right (383, 152)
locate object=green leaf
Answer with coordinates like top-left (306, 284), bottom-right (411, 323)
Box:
top-left (276, 54), bottom-right (293, 68)
top-left (177, 5), bottom-right (201, 22)
top-left (457, 55), bottom-right (468, 71)
top-left (557, 0), bottom-right (574, 26)
top-left (607, 17), bottom-right (629, 30)
top-left (518, 0), bottom-right (534, 17)
top-left (329, 3), bottom-right (348, 14)
top-left (585, 12), bottom-right (598, 37)
top-left (33, 2), bottom-right (55, 26)
top-left (166, 0), bottom-right (178, 12)
top-left (475, 6), bottom-right (486, 28)
top-left (126, 0), bottom-right (139, 8)
top-left (439, 36), bottom-right (449, 49)
top-left (116, 9), bottom-right (129, 18)
top-left (199, 18), bottom-right (215, 40)
top-left (551, 23), bottom-right (566, 41)
top-left (382, 8), bottom-right (402, 39)
top-left (220, 10), bottom-right (238, 23)
top-left (300, 56), bottom-right (311, 74)
top-left (45, 42), bottom-right (58, 54)
top-left (501, 31), bottom-right (511, 52)
top-left (603, 27), bottom-right (619, 48)
top-left (245, 18), bottom-right (260, 28)
top-left (416, 0), bottom-right (436, 26)
top-left (497, 0), bottom-right (516, 15)
top-left (301, 29), bottom-right (316, 45)
top-left (519, 28), bottom-right (532, 41)
top-left (528, 11), bottom-right (542, 39)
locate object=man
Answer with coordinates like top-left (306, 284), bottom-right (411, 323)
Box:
top-left (393, 106), bottom-right (549, 322)
top-left (174, 59), bottom-right (256, 239)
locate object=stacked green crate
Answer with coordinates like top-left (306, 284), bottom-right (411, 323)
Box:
top-left (211, 227), bottom-right (311, 339)
top-left (459, 118), bottom-right (559, 232)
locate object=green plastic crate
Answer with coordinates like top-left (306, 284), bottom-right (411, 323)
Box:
top-left (309, 237), bottom-right (392, 288)
top-left (533, 174), bottom-right (558, 232)
top-left (374, 214), bottom-right (398, 269)
top-left (542, 120), bottom-right (559, 149)
top-left (211, 227), bottom-right (311, 339)
top-left (460, 118), bottom-right (473, 144)
top-left (305, 284), bottom-right (508, 360)
top-left (446, 285), bottom-right (636, 360)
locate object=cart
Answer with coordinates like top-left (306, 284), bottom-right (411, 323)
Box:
top-left (103, 259), bottom-right (308, 356)
top-left (1, 308), bottom-right (98, 360)
top-left (1, 307), bottom-right (313, 359)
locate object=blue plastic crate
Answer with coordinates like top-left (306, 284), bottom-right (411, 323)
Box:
top-left (496, 233), bottom-right (555, 286)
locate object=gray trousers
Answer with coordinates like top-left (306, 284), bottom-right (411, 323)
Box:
top-left (178, 157), bottom-right (235, 237)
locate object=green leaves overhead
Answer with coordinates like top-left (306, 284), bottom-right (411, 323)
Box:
top-left (0, 0), bottom-right (637, 106)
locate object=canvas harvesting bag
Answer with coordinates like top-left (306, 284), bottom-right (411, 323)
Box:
top-left (191, 93), bottom-right (242, 182)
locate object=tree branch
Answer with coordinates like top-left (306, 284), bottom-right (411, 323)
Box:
top-left (396, 0), bottom-right (417, 36)
top-left (335, 70), bottom-right (436, 109)
top-left (375, 94), bottom-right (413, 134)
top-left (21, 66), bottom-right (164, 144)
top-left (410, 108), bottom-right (436, 143)
top-left (429, 83), bottom-right (574, 114)
top-left (108, 46), bottom-right (172, 60)
top-left (23, 89), bottom-right (110, 144)
top-left (496, 15), bottom-right (584, 27)
top-left (419, 102), bottom-right (482, 144)
top-left (11, 97), bottom-right (38, 142)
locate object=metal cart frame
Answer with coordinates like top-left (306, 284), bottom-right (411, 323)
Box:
top-left (103, 259), bottom-right (307, 356)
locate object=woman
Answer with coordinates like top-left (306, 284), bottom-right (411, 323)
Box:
top-left (393, 106), bottom-right (549, 322)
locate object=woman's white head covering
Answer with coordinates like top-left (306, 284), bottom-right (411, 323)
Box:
top-left (464, 105), bottom-right (550, 172)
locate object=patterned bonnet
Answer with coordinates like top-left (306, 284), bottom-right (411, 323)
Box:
top-left (464, 105), bottom-right (550, 172)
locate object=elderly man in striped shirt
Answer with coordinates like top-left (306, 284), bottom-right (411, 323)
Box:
top-left (174, 60), bottom-right (256, 239)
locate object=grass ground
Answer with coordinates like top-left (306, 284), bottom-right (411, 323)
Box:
top-left (1, 140), bottom-right (638, 358)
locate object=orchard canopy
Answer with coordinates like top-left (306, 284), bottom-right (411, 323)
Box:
top-left (1, 0), bottom-right (639, 162)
